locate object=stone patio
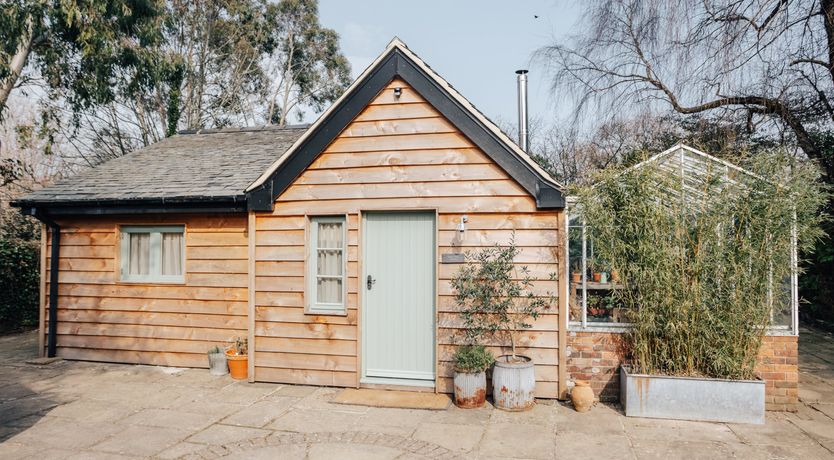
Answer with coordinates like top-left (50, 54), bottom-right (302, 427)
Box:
top-left (1, 327), bottom-right (833, 459)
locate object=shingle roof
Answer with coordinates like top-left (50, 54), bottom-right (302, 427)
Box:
top-left (14, 126), bottom-right (307, 207)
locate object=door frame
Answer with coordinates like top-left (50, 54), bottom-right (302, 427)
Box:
top-left (357, 209), bottom-right (439, 391)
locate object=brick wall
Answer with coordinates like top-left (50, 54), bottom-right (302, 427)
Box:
top-left (757, 335), bottom-right (799, 412)
top-left (566, 331), bottom-right (798, 411)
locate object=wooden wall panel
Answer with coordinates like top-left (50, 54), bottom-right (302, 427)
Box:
top-left (44, 214), bottom-right (248, 366)
top-left (254, 78), bottom-right (563, 397)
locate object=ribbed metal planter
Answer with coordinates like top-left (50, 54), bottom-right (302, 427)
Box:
top-left (453, 370), bottom-right (487, 408)
top-left (492, 355), bottom-right (535, 411)
top-left (621, 366), bottom-right (765, 424)
top-left (207, 351), bottom-right (228, 376)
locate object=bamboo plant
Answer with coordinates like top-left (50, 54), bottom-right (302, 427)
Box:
top-left (574, 149), bottom-right (827, 380)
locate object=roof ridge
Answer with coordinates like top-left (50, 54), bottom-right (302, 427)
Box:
top-left (177, 124), bottom-right (310, 135)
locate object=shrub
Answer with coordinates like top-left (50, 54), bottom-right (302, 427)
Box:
top-left (453, 344), bottom-right (494, 373)
top-left (575, 149), bottom-right (828, 380)
top-left (0, 237), bottom-right (40, 332)
top-left (451, 236), bottom-right (554, 360)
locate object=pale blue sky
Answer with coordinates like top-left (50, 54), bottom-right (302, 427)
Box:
top-left (318, 0), bottom-right (580, 128)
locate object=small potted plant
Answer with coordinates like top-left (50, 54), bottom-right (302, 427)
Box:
top-left (207, 345), bottom-right (228, 376)
top-left (226, 337), bottom-right (248, 380)
top-left (571, 261), bottom-right (582, 283)
top-left (452, 344), bottom-right (494, 408)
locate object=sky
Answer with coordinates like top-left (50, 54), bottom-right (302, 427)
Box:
top-left (317, 0), bottom-right (581, 129)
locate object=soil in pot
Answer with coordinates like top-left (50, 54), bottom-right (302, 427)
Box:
top-left (226, 351), bottom-right (248, 380)
top-left (492, 355), bottom-right (535, 411)
top-left (571, 381), bottom-right (594, 412)
top-left (454, 370), bottom-right (487, 408)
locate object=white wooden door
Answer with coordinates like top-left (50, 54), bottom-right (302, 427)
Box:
top-left (362, 212), bottom-right (436, 386)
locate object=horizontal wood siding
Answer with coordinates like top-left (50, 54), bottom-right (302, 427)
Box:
top-left (254, 79), bottom-right (563, 396)
top-left (45, 214), bottom-right (248, 367)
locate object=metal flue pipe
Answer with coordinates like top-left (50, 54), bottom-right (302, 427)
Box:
top-left (516, 69), bottom-right (529, 152)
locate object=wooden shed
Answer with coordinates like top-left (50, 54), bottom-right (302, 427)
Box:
top-left (13, 39), bottom-right (569, 398)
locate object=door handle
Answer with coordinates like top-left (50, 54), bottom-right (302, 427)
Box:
top-left (367, 275), bottom-right (376, 290)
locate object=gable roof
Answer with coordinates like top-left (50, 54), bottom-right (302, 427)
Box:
top-left (13, 127), bottom-right (306, 215)
top-left (245, 37), bottom-right (565, 211)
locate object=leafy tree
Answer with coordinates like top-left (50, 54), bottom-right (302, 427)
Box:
top-left (263, 0), bottom-right (351, 127)
top-left (0, 0), bottom-right (165, 121)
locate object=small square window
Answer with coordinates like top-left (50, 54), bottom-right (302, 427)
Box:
top-left (307, 216), bottom-right (346, 315)
top-left (120, 226), bottom-right (185, 283)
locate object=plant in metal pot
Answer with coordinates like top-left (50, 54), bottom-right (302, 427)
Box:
top-left (207, 345), bottom-right (228, 376)
top-left (574, 149), bottom-right (828, 423)
top-left (226, 337), bottom-right (248, 380)
top-left (451, 235), bottom-right (553, 411)
top-left (451, 344), bottom-right (494, 408)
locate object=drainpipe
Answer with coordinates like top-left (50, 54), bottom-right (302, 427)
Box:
top-left (29, 208), bottom-right (60, 357)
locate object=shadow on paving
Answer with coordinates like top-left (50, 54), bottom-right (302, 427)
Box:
top-left (0, 330), bottom-right (57, 443)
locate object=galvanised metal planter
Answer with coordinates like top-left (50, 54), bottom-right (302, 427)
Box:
top-left (620, 366), bottom-right (765, 424)
top-left (453, 370), bottom-right (487, 408)
top-left (207, 351), bottom-right (228, 376)
top-left (492, 355), bottom-right (535, 411)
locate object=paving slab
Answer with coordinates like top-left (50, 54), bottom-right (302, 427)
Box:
top-left (117, 408), bottom-right (220, 431)
top-left (268, 408), bottom-right (362, 433)
top-left (89, 425), bottom-right (190, 457)
top-left (355, 407), bottom-right (432, 436)
top-left (412, 422), bottom-right (484, 452)
top-left (186, 424), bottom-right (270, 445)
top-left (478, 422), bottom-right (556, 459)
top-left (308, 442), bottom-right (403, 460)
top-left (220, 398), bottom-right (297, 428)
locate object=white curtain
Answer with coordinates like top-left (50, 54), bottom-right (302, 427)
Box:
top-left (128, 233), bottom-right (150, 275)
top-left (161, 232), bottom-right (183, 276)
top-left (317, 222), bottom-right (343, 303)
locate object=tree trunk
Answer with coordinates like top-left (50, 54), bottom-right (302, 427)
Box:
top-left (0, 20), bottom-right (34, 118)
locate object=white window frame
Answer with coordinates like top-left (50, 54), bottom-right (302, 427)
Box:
top-left (119, 225), bottom-right (185, 284)
top-left (306, 216), bottom-right (348, 315)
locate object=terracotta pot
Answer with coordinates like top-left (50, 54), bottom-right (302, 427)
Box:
top-left (610, 270), bottom-right (620, 282)
top-left (226, 351), bottom-right (248, 380)
top-left (454, 370), bottom-right (487, 408)
top-left (592, 272), bottom-right (602, 282)
top-left (571, 381), bottom-right (594, 412)
top-left (571, 272), bottom-right (581, 283)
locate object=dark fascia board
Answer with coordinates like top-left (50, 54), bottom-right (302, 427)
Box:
top-left (246, 49), bottom-right (565, 211)
top-left (13, 196), bottom-right (247, 216)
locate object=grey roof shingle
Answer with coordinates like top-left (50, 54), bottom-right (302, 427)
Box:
top-left (15, 126), bottom-right (307, 206)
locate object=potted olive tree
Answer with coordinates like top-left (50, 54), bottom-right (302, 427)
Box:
top-left (451, 237), bottom-right (552, 411)
top-left (576, 149), bottom-right (826, 424)
top-left (451, 345), bottom-right (493, 408)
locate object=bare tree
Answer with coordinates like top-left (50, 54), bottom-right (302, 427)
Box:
top-left (538, 0), bottom-right (834, 177)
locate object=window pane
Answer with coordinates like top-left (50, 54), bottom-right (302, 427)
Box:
top-left (317, 222), bottom-right (343, 248)
top-left (317, 249), bottom-right (343, 276)
top-left (161, 232), bottom-right (183, 276)
top-left (128, 233), bottom-right (150, 275)
top-left (317, 277), bottom-right (342, 303)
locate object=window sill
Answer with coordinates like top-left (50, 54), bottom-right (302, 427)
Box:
top-left (569, 322), bottom-right (632, 334)
top-left (118, 278), bottom-right (185, 285)
top-left (305, 308), bottom-right (348, 317)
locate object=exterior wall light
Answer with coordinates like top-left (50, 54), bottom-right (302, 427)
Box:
top-left (393, 87), bottom-right (402, 98)
top-left (457, 215), bottom-right (468, 233)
